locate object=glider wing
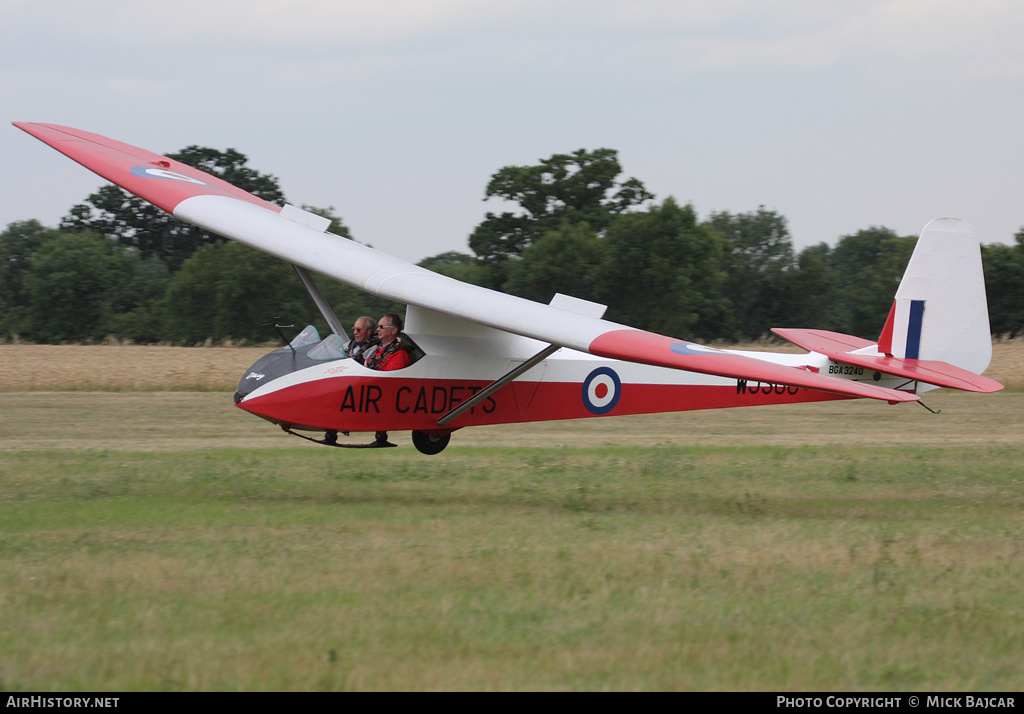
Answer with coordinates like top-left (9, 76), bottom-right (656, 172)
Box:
top-left (16, 122), bottom-right (919, 404)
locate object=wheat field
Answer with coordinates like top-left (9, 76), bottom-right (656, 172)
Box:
top-left (2, 338), bottom-right (1022, 392)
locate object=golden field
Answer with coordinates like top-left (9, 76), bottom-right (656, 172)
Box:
top-left (1, 339), bottom-right (1021, 453)
top-left (1, 338), bottom-right (1022, 392)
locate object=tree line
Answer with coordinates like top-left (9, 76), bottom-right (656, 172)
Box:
top-left (2, 147), bottom-right (1022, 345)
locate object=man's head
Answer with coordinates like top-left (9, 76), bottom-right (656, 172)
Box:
top-left (376, 313), bottom-right (403, 344)
top-left (352, 316), bottom-right (376, 343)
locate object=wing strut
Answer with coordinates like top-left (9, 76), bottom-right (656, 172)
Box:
top-left (292, 265), bottom-right (349, 346)
top-left (437, 344), bottom-right (561, 426)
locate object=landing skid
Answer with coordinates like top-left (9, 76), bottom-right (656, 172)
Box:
top-left (283, 428), bottom-right (397, 449)
top-left (282, 427), bottom-right (451, 454)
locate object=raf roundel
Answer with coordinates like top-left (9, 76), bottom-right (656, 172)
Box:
top-left (582, 366), bottom-right (622, 415)
top-left (670, 341), bottom-right (723, 356)
top-left (130, 166), bottom-right (209, 185)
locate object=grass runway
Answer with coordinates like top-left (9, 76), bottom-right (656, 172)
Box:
top-left (1, 345), bottom-right (1022, 690)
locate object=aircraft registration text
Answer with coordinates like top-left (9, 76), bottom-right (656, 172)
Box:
top-left (828, 364), bottom-right (866, 376)
top-left (736, 379), bottom-right (800, 396)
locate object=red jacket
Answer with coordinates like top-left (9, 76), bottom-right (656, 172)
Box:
top-left (365, 340), bottom-right (412, 371)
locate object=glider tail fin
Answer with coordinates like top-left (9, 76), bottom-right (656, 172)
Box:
top-left (878, 217), bottom-right (992, 375)
top-left (773, 218), bottom-right (1002, 394)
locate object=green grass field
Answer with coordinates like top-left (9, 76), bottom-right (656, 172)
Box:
top-left (2, 387), bottom-right (1022, 691)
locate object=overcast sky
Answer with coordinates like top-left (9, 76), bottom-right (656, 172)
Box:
top-left (3, 0), bottom-right (1023, 263)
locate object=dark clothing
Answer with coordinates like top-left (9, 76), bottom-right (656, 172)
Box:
top-left (364, 336), bottom-right (413, 371)
top-left (346, 336), bottom-right (379, 364)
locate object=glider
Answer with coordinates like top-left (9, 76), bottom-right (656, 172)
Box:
top-left (15, 123), bottom-right (1002, 454)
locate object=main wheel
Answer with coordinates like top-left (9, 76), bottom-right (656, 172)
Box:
top-left (411, 431), bottom-right (451, 455)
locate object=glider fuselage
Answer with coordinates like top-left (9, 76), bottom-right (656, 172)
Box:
top-left (234, 341), bottom-right (869, 435)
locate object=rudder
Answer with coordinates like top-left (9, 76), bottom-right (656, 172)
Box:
top-left (878, 218), bottom-right (992, 375)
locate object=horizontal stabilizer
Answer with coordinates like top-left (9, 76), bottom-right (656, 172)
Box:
top-left (772, 328), bottom-right (1003, 393)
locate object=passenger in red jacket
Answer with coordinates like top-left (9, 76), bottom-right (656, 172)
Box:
top-left (364, 313), bottom-right (412, 446)
top-left (364, 313), bottom-right (412, 371)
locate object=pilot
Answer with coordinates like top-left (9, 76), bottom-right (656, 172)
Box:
top-left (364, 313), bottom-right (412, 371)
top-left (346, 316), bottom-right (378, 364)
top-left (364, 312), bottom-right (412, 447)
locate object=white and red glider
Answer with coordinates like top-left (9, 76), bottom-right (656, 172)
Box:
top-left (16, 122), bottom-right (1002, 454)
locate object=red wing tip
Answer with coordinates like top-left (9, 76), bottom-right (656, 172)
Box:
top-left (14, 122), bottom-right (77, 136)
top-left (974, 381), bottom-right (1004, 394)
top-left (891, 391), bottom-right (920, 403)
top-left (13, 122), bottom-right (63, 138)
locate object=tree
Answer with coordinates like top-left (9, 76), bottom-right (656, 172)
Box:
top-left (705, 207), bottom-right (797, 340)
top-left (503, 222), bottom-right (606, 304)
top-left (597, 198), bottom-right (730, 340)
top-left (829, 227), bottom-right (916, 338)
top-left (417, 251), bottom-right (488, 286)
top-left (468, 149), bottom-right (653, 286)
top-left (982, 230), bottom-right (1024, 338)
top-left (106, 253), bottom-right (171, 344)
top-left (61, 146), bottom-right (286, 271)
top-left (162, 241), bottom-right (401, 344)
top-left (25, 231), bottom-right (128, 342)
top-left (0, 220), bottom-right (51, 336)
top-left (786, 243), bottom-right (840, 330)
top-left (162, 242), bottom-right (312, 344)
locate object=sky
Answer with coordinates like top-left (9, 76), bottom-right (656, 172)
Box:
top-left (3, 0), bottom-right (1024, 263)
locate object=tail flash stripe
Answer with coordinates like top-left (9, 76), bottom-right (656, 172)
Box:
top-left (905, 300), bottom-right (925, 360)
top-left (877, 301), bottom-right (897, 356)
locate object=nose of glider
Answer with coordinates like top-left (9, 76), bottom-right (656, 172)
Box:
top-left (234, 348), bottom-right (305, 403)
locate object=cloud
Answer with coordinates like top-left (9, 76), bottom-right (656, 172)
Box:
top-left (6, 0), bottom-right (1024, 256)
top-left (6, 1), bottom-right (1024, 85)
top-left (571, 0), bottom-right (1024, 79)
top-left (1, 0), bottom-right (526, 48)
